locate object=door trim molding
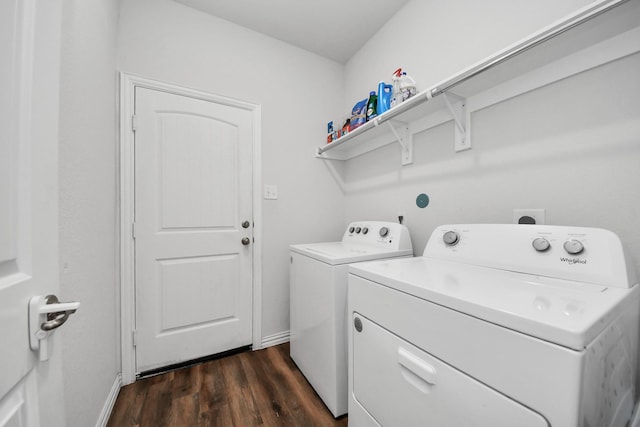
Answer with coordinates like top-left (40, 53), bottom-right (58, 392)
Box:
top-left (118, 72), bottom-right (263, 385)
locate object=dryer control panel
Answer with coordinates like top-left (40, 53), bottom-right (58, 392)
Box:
top-left (424, 224), bottom-right (636, 289)
top-left (343, 221), bottom-right (412, 251)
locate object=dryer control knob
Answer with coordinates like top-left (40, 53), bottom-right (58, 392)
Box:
top-left (362, 227), bottom-right (369, 235)
top-left (532, 237), bottom-right (551, 252)
top-left (443, 231), bottom-right (460, 246)
top-left (379, 227), bottom-right (390, 237)
top-left (349, 227), bottom-right (355, 234)
top-left (563, 239), bottom-right (584, 255)
top-left (355, 227), bottom-right (362, 234)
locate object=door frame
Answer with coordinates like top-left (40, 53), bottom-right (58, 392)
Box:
top-left (118, 73), bottom-right (263, 385)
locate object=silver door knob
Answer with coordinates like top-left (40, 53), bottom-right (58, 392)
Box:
top-left (241, 237), bottom-right (251, 245)
top-left (242, 220), bottom-right (250, 228)
top-left (39, 295), bottom-right (78, 331)
top-left (29, 294), bottom-right (80, 361)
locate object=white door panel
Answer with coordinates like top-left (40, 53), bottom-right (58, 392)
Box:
top-left (135, 87), bottom-right (253, 372)
top-left (159, 113), bottom-right (238, 229)
top-left (0, 0), bottom-right (66, 425)
top-left (159, 255), bottom-right (237, 330)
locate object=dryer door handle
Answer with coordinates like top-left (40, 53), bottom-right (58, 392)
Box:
top-left (398, 347), bottom-right (438, 388)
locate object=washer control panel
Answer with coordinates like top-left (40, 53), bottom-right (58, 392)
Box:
top-left (343, 221), bottom-right (412, 251)
top-left (425, 224), bottom-right (634, 288)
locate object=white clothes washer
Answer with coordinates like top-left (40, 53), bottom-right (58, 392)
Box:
top-left (290, 221), bottom-right (413, 417)
top-left (348, 224), bottom-right (640, 427)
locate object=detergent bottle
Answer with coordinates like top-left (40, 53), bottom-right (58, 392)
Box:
top-left (377, 81), bottom-right (393, 115)
top-left (400, 71), bottom-right (417, 102)
top-left (366, 91), bottom-right (378, 121)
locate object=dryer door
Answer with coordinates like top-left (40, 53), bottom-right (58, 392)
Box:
top-left (352, 314), bottom-right (549, 427)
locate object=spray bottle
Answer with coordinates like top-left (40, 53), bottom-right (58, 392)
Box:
top-left (390, 68), bottom-right (402, 108)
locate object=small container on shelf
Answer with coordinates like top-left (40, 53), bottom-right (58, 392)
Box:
top-left (327, 121), bottom-right (334, 144)
top-left (391, 68), bottom-right (402, 108)
top-left (400, 72), bottom-right (417, 102)
top-left (377, 81), bottom-right (393, 115)
top-left (341, 118), bottom-right (350, 136)
top-left (350, 99), bottom-right (367, 131)
top-left (366, 91), bottom-right (378, 121)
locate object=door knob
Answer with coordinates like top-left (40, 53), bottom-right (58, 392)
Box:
top-left (241, 237), bottom-right (251, 245)
top-left (242, 220), bottom-right (250, 228)
top-left (29, 294), bottom-right (80, 361)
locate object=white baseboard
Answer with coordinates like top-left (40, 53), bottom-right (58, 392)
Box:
top-left (95, 373), bottom-right (122, 427)
top-left (260, 330), bottom-right (290, 348)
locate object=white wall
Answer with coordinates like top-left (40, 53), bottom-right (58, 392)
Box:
top-left (344, 0), bottom-right (593, 109)
top-left (58, 0), bottom-right (120, 425)
top-left (341, 0), bottom-right (640, 276)
top-left (116, 0), bottom-right (345, 339)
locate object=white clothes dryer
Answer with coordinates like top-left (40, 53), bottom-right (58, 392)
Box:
top-left (290, 221), bottom-right (413, 417)
top-left (348, 224), bottom-right (640, 427)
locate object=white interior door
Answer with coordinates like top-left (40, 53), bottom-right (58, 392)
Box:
top-left (0, 0), bottom-right (67, 425)
top-left (134, 87), bottom-right (254, 373)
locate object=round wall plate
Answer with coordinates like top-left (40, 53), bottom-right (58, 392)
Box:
top-left (416, 193), bottom-right (430, 208)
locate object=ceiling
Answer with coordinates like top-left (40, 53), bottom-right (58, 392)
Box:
top-left (173, 0), bottom-right (410, 63)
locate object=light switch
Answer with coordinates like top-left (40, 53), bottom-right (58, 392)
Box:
top-left (264, 185), bottom-right (278, 200)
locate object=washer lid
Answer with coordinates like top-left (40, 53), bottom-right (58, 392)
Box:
top-left (291, 242), bottom-right (412, 265)
top-left (349, 257), bottom-right (640, 350)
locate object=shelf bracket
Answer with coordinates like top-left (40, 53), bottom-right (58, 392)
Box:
top-left (315, 147), bottom-right (344, 161)
top-left (442, 92), bottom-right (470, 152)
top-left (386, 120), bottom-right (412, 165)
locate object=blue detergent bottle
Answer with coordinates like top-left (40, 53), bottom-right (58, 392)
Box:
top-left (377, 81), bottom-right (393, 115)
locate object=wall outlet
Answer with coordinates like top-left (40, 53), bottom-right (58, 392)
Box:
top-left (397, 211), bottom-right (406, 224)
top-left (264, 185), bottom-right (278, 200)
top-left (513, 208), bottom-right (545, 225)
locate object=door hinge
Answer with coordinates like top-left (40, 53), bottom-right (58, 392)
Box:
top-left (132, 330), bottom-right (137, 347)
top-left (131, 115), bottom-right (138, 132)
top-left (131, 222), bottom-right (136, 239)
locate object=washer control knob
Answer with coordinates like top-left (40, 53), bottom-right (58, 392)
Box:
top-left (563, 239), bottom-right (584, 255)
top-left (443, 231), bottom-right (460, 246)
top-left (379, 227), bottom-right (389, 237)
top-left (355, 227), bottom-right (362, 234)
top-left (349, 227), bottom-right (355, 234)
top-left (532, 237), bottom-right (551, 252)
top-left (362, 227), bottom-right (369, 235)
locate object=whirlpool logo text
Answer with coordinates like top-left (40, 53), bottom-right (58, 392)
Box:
top-left (560, 257), bottom-right (587, 265)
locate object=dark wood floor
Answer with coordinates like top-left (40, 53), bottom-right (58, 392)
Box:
top-left (107, 342), bottom-right (348, 427)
